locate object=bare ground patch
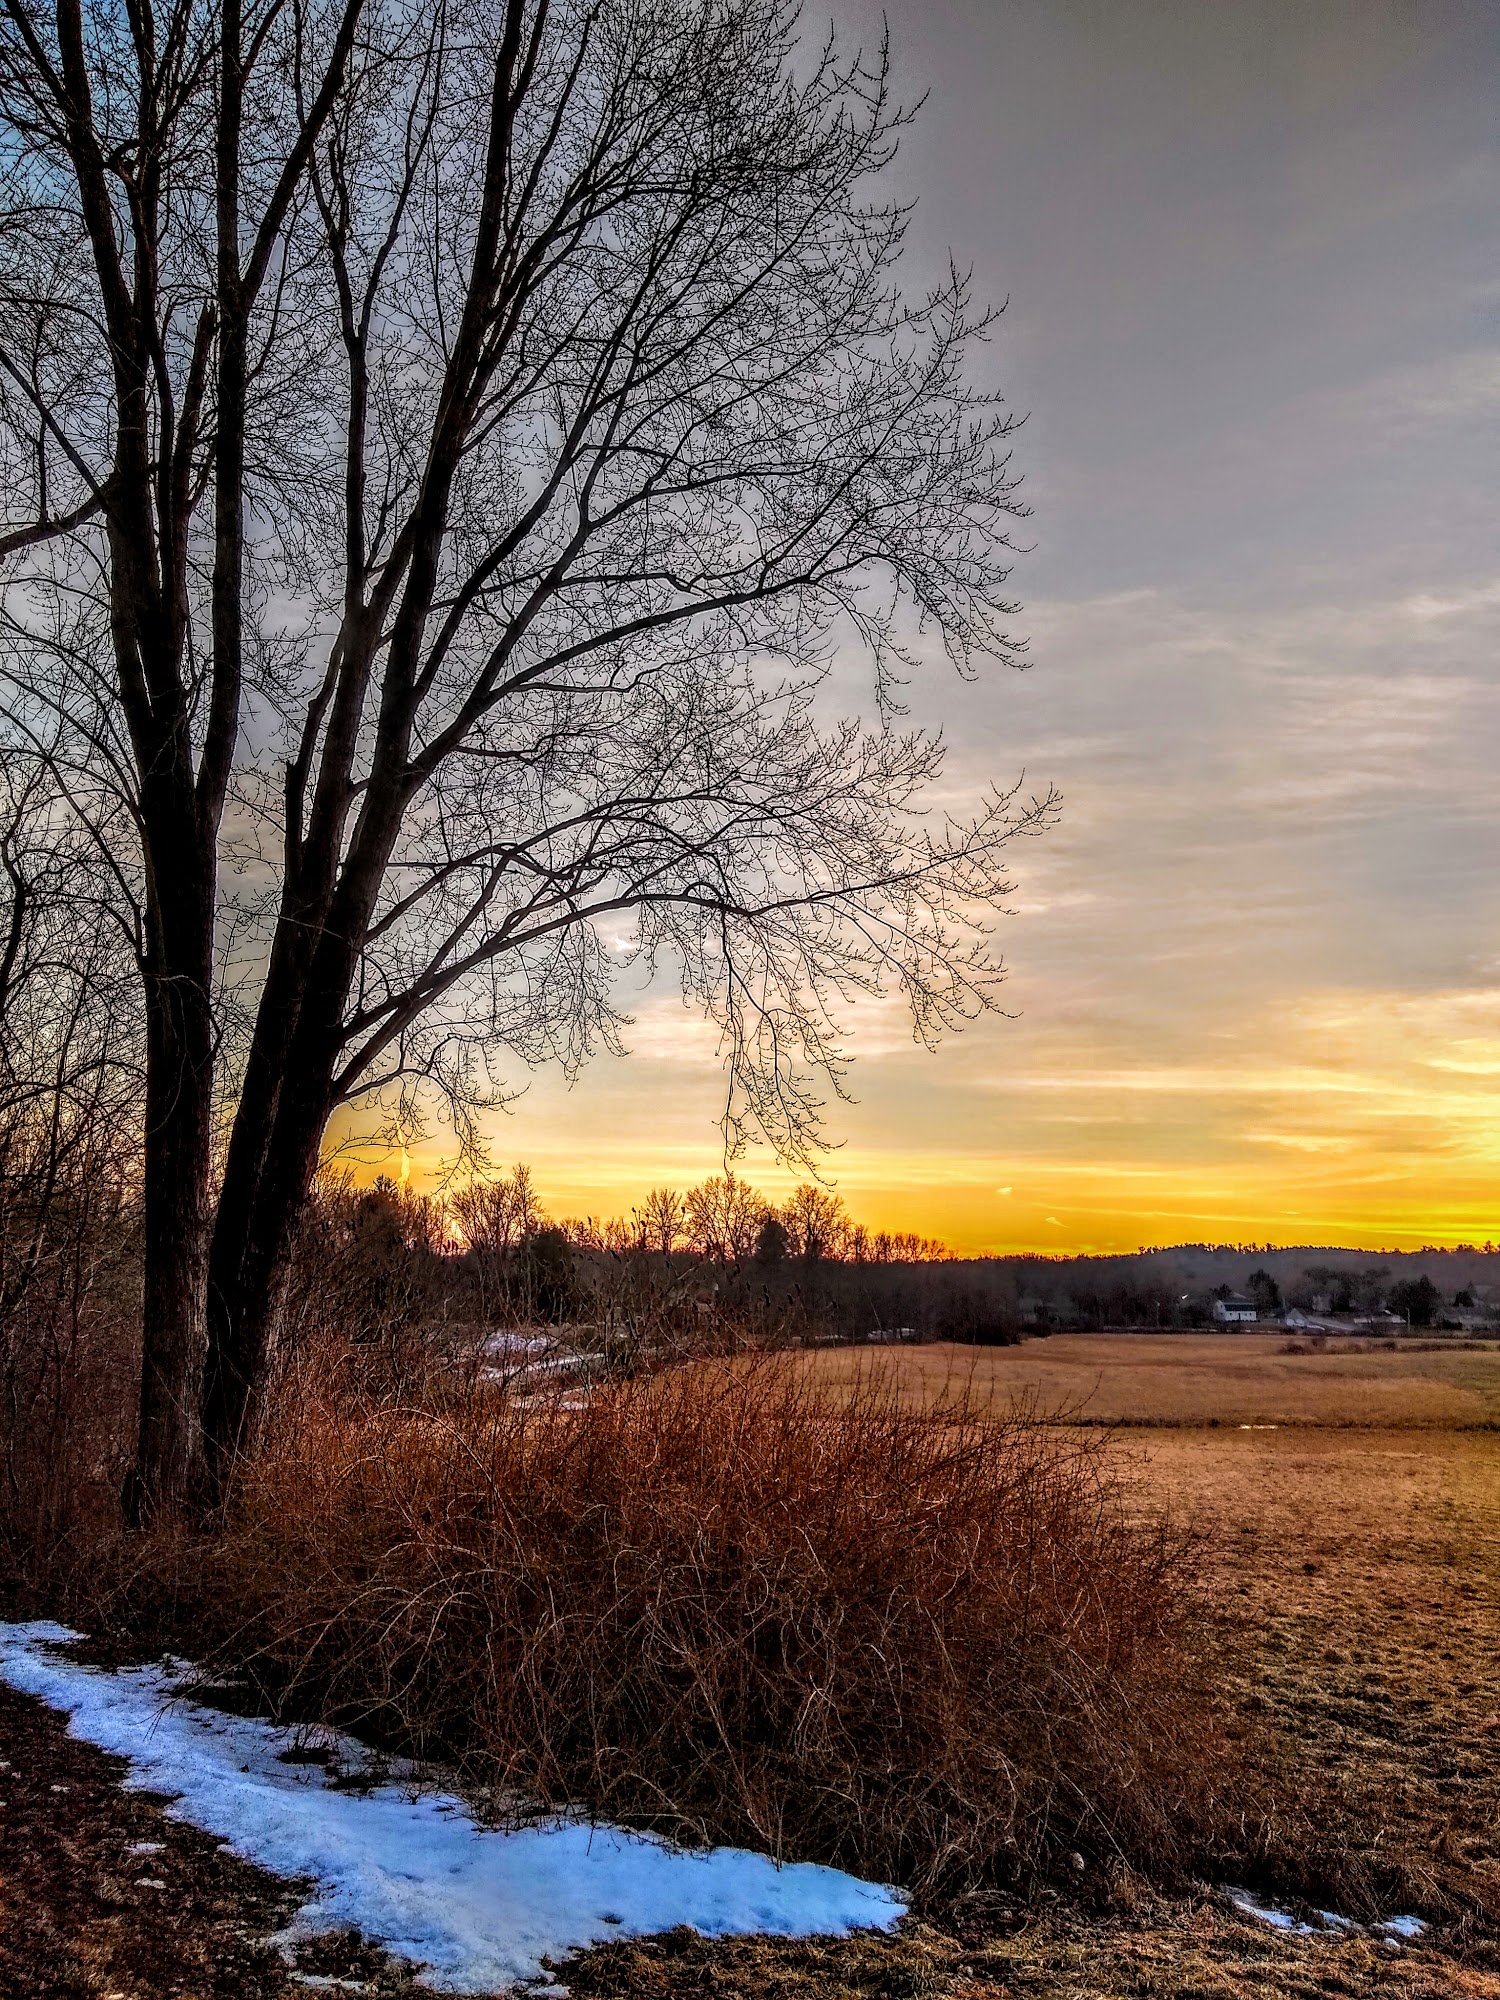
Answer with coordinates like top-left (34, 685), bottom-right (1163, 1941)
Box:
top-left (1, 1678), bottom-right (1494, 2000)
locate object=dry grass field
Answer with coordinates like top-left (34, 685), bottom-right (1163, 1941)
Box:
top-left (799, 1332), bottom-right (1500, 1428)
top-left (1118, 1426), bottom-right (1500, 1910)
top-left (9, 1335), bottom-right (1499, 1999)
top-left (668, 1335), bottom-right (1500, 1996)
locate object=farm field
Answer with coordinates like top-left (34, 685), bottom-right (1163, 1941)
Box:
top-left (754, 1339), bottom-right (1500, 1992)
top-left (796, 1331), bottom-right (1500, 1427)
top-left (7, 1345), bottom-right (1500, 1998)
top-left (563, 1406), bottom-right (1500, 1994)
top-left (1119, 1425), bottom-right (1500, 1915)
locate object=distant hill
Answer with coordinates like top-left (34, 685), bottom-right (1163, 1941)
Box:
top-left (916, 1243), bottom-right (1500, 1335)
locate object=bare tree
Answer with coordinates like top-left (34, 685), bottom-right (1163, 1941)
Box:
top-left (685, 1171), bottom-right (766, 1264)
top-left (452, 1162), bottom-right (547, 1319)
top-left (0, 0), bottom-right (1052, 1516)
top-left (0, 0), bottom-right (364, 1515)
top-left (452, 1165), bottom-right (543, 1258)
top-left (640, 1185), bottom-right (685, 1257)
top-left (780, 1182), bottom-right (848, 1263)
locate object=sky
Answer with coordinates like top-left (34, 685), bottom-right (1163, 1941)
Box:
top-left (396, 0), bottom-right (1500, 1254)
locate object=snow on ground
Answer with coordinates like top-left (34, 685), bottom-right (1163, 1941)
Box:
top-left (1377, 1914), bottom-right (1429, 1939)
top-left (1225, 1887), bottom-right (1319, 1934)
top-left (1224, 1886), bottom-right (1428, 1944)
top-left (0, 1622), bottom-right (903, 1994)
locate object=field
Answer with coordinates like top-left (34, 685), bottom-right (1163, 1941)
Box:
top-left (742, 1334), bottom-right (1500, 1993)
top-left (800, 1331), bottom-right (1500, 1428)
top-left (793, 1335), bottom-right (1500, 1921)
top-left (7, 1333), bottom-right (1500, 1998)
top-left (1120, 1426), bottom-right (1500, 1901)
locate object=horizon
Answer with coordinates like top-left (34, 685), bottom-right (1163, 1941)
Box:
top-left (370, 1156), bottom-right (1500, 1266)
top-left (342, 0), bottom-right (1500, 1258)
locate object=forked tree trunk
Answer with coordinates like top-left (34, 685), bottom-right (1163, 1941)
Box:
top-left (202, 731), bottom-right (412, 1509)
top-left (202, 1035), bottom-right (340, 1511)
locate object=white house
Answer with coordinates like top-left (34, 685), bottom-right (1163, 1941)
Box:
top-left (1213, 1292), bottom-right (1257, 1324)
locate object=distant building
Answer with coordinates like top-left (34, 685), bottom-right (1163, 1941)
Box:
top-left (1213, 1292), bottom-right (1257, 1324)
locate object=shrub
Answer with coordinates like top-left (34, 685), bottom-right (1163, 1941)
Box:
top-left (155, 1347), bottom-right (1235, 1900)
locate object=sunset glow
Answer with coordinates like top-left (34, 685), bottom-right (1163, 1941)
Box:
top-left (340, 1), bottom-right (1500, 1258)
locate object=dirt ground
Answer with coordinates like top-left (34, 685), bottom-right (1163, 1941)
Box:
top-left (1, 1670), bottom-right (1493, 2000)
top-left (3, 1402), bottom-right (1499, 1997)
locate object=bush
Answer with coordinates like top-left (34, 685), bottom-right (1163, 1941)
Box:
top-left (151, 1347), bottom-right (1236, 1900)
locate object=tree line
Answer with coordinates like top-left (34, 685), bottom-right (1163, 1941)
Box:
top-left (550, 1172), bottom-right (948, 1265)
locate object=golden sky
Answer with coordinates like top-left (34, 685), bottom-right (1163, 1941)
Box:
top-left (352, 2), bottom-right (1500, 1255)
top-left (375, 575), bottom-right (1500, 1255)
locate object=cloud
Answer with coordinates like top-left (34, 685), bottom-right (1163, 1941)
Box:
top-left (1326, 349), bottom-right (1500, 436)
top-left (364, 2), bottom-right (1500, 1258)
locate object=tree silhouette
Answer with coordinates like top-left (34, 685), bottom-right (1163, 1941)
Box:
top-left (0, 0), bottom-right (1049, 1513)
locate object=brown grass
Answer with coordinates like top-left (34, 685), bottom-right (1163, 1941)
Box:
top-left (26, 1347), bottom-right (1500, 1995)
top-left (791, 1333), bottom-right (1500, 1428)
top-left (123, 1346), bottom-right (1236, 1902)
top-left (774, 1343), bottom-right (1500, 1931)
top-left (1114, 1426), bottom-right (1500, 1926)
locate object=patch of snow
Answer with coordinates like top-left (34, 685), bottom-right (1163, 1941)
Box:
top-left (479, 1356), bottom-right (581, 1380)
top-left (479, 1332), bottom-right (557, 1358)
top-left (0, 1622), bottom-right (903, 1995)
top-left (1224, 1887), bottom-right (1318, 1935)
top-left (1226, 1888), bottom-right (1430, 1945)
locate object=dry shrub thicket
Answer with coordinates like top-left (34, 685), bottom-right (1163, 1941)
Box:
top-left (140, 1347), bottom-right (1233, 1901)
top-left (0, 773), bottom-right (143, 1575)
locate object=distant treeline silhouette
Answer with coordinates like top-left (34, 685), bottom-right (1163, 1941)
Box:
top-left (309, 1170), bottom-right (1500, 1346)
top-left (389, 1164), bottom-right (980, 1345)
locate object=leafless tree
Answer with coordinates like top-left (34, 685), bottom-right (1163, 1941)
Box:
top-left (685, 1170), bottom-right (766, 1263)
top-left (780, 1182), bottom-right (848, 1263)
top-left (0, 0), bottom-right (365, 1515)
top-left (639, 1185), bottom-right (685, 1256)
top-left (870, 1227), bottom-right (948, 1263)
top-left (452, 1161), bottom-right (545, 1318)
top-left (0, 0), bottom-right (1052, 1516)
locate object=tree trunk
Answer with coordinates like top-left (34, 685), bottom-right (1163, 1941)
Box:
top-left (201, 746), bottom-right (411, 1510)
top-left (201, 1034), bottom-right (338, 1511)
top-left (125, 868), bottom-right (216, 1524)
